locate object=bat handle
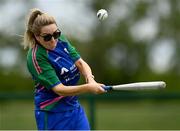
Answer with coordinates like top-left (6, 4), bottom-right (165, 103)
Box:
top-left (102, 86), bottom-right (112, 91)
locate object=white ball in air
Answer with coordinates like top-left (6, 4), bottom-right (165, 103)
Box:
top-left (97, 9), bottom-right (108, 21)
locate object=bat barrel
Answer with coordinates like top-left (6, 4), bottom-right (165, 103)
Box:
top-left (103, 81), bottom-right (166, 91)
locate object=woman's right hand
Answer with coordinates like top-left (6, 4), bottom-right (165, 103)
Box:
top-left (86, 83), bottom-right (106, 94)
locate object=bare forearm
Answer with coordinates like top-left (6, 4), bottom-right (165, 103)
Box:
top-left (75, 58), bottom-right (94, 83)
top-left (52, 84), bottom-right (89, 96)
top-left (52, 83), bottom-right (105, 96)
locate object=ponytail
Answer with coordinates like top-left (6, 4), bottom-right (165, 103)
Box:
top-left (23, 8), bottom-right (56, 49)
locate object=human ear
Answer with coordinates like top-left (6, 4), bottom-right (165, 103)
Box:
top-left (34, 35), bottom-right (41, 42)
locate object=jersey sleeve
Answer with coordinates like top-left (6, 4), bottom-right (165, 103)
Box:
top-left (59, 34), bottom-right (81, 62)
top-left (27, 47), bottom-right (61, 89)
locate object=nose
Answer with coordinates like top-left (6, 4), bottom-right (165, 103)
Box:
top-left (50, 37), bottom-right (56, 42)
top-left (50, 37), bottom-right (58, 45)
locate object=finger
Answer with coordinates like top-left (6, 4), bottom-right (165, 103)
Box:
top-left (98, 83), bottom-right (105, 86)
top-left (99, 86), bottom-right (107, 93)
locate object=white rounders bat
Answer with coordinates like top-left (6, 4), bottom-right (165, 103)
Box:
top-left (103, 81), bottom-right (166, 91)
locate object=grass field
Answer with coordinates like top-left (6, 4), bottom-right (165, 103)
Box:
top-left (0, 99), bottom-right (180, 130)
top-left (92, 100), bottom-right (180, 130)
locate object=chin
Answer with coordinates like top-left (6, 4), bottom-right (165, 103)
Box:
top-left (49, 42), bottom-right (57, 50)
top-left (49, 46), bottom-right (56, 50)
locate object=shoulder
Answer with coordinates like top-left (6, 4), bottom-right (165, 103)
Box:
top-left (26, 44), bottom-right (50, 75)
top-left (27, 44), bottom-right (48, 62)
top-left (59, 34), bottom-right (69, 43)
top-left (57, 34), bottom-right (73, 50)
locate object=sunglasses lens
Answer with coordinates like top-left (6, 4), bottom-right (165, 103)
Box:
top-left (53, 31), bottom-right (61, 39)
top-left (43, 34), bottom-right (52, 42)
top-left (41, 30), bottom-right (61, 42)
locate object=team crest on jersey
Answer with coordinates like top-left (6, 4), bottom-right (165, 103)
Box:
top-left (60, 67), bottom-right (69, 75)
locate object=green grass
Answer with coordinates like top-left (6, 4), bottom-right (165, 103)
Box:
top-left (0, 99), bottom-right (180, 130)
top-left (81, 99), bottom-right (180, 130)
top-left (0, 100), bottom-right (36, 130)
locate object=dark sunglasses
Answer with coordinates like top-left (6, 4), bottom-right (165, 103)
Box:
top-left (40, 29), bottom-right (61, 42)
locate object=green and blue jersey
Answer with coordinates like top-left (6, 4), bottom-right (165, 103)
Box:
top-left (27, 35), bottom-right (81, 112)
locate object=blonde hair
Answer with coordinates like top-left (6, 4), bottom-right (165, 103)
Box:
top-left (23, 8), bottom-right (57, 49)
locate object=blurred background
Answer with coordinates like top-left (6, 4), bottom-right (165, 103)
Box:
top-left (0, 0), bottom-right (180, 130)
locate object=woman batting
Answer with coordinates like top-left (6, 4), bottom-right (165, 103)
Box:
top-left (23, 8), bottom-right (106, 130)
